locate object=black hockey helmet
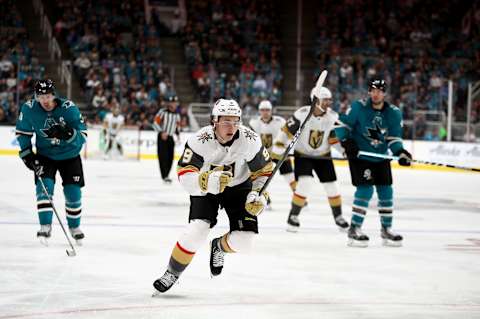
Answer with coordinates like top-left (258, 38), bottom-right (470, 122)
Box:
top-left (368, 79), bottom-right (386, 92)
top-left (34, 79), bottom-right (55, 95)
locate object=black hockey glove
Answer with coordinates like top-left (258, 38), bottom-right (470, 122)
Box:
top-left (44, 122), bottom-right (74, 140)
top-left (21, 151), bottom-right (43, 175)
top-left (341, 139), bottom-right (359, 160)
top-left (395, 149), bottom-right (412, 166)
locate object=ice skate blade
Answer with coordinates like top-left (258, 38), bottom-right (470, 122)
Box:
top-left (286, 225), bottom-right (299, 233)
top-left (337, 226), bottom-right (348, 233)
top-left (347, 238), bottom-right (369, 248)
top-left (152, 289), bottom-right (162, 297)
top-left (382, 238), bottom-right (402, 247)
top-left (75, 239), bottom-right (83, 246)
top-left (38, 237), bottom-right (49, 246)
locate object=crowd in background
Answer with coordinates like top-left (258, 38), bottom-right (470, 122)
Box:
top-left (0, 0), bottom-right (45, 125)
top-left (0, 0), bottom-right (478, 141)
top-left (311, 0), bottom-right (480, 141)
top-left (49, 0), bottom-right (188, 129)
top-left (183, 0), bottom-right (283, 109)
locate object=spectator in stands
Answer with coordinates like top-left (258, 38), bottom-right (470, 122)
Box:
top-left (0, 107), bottom-right (7, 124)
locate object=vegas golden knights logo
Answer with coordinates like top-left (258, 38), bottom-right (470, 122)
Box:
top-left (308, 130), bottom-right (324, 149)
top-left (209, 164), bottom-right (235, 177)
top-left (260, 133), bottom-right (273, 149)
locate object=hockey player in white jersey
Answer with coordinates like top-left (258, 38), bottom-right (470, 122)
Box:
top-left (249, 100), bottom-right (296, 199)
top-left (272, 87), bottom-right (349, 232)
top-left (102, 105), bottom-right (124, 159)
top-left (153, 98), bottom-right (273, 294)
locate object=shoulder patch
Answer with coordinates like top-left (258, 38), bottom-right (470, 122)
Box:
top-left (197, 131), bottom-right (214, 144)
top-left (25, 100), bottom-right (34, 108)
top-left (359, 99), bottom-right (367, 106)
top-left (242, 127), bottom-right (258, 141)
top-left (62, 100), bottom-right (74, 109)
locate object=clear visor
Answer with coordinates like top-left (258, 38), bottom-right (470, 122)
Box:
top-left (217, 119), bottom-right (241, 127)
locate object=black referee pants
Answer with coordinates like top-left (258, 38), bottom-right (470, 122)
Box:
top-left (157, 133), bottom-right (175, 179)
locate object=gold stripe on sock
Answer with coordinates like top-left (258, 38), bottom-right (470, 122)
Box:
top-left (171, 242), bottom-right (195, 265)
top-left (328, 195), bottom-right (342, 207)
top-left (220, 233), bottom-right (236, 253)
top-left (292, 193), bottom-right (307, 207)
top-left (289, 180), bottom-right (297, 192)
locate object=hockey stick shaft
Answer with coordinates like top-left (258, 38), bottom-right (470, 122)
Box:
top-left (36, 175), bottom-right (77, 256)
top-left (259, 70), bottom-right (328, 194)
top-left (358, 151), bottom-right (480, 172)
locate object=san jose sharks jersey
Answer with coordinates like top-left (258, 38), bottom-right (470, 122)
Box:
top-left (335, 98), bottom-right (404, 162)
top-left (16, 98), bottom-right (87, 160)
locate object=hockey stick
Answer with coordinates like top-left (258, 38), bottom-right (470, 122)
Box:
top-left (36, 174), bottom-right (77, 256)
top-left (358, 151), bottom-right (480, 173)
top-left (259, 70), bottom-right (328, 194)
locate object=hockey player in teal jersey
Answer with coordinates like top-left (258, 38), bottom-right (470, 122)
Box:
top-left (15, 79), bottom-right (87, 246)
top-left (335, 79), bottom-right (412, 247)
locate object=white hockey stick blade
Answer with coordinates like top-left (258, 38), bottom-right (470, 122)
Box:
top-left (315, 70), bottom-right (328, 91)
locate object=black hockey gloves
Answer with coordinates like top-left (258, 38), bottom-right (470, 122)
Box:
top-left (341, 139), bottom-right (359, 160)
top-left (21, 151), bottom-right (43, 175)
top-left (44, 122), bottom-right (74, 140)
top-left (395, 149), bottom-right (412, 166)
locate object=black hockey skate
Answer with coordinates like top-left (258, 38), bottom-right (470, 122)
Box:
top-left (69, 227), bottom-right (84, 246)
top-left (152, 270), bottom-right (179, 295)
top-left (334, 215), bottom-right (349, 232)
top-left (286, 214), bottom-right (300, 233)
top-left (37, 224), bottom-right (52, 246)
top-left (347, 225), bottom-right (369, 247)
top-left (210, 237), bottom-right (225, 277)
top-left (381, 227), bottom-right (403, 247)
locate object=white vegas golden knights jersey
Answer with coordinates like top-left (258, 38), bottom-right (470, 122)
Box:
top-left (104, 113), bottom-right (125, 135)
top-left (274, 106), bottom-right (340, 157)
top-left (176, 125), bottom-right (273, 196)
top-left (249, 115), bottom-right (286, 151)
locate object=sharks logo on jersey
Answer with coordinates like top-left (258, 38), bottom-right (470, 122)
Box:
top-left (364, 116), bottom-right (388, 147)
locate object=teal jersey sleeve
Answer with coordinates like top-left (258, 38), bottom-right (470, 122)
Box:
top-left (61, 99), bottom-right (88, 144)
top-left (15, 101), bottom-right (36, 158)
top-left (335, 100), bottom-right (362, 141)
top-left (385, 106), bottom-right (404, 155)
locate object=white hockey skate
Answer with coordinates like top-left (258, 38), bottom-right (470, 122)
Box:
top-left (37, 224), bottom-right (52, 246)
top-left (69, 227), bottom-right (85, 246)
top-left (381, 227), bottom-right (403, 247)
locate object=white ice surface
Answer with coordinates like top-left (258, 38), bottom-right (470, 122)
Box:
top-left (0, 156), bottom-right (479, 319)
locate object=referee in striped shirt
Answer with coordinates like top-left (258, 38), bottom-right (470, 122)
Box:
top-left (153, 95), bottom-right (181, 184)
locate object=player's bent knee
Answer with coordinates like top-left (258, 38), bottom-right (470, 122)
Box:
top-left (227, 231), bottom-right (256, 253)
top-left (376, 185), bottom-right (393, 199)
top-left (355, 185), bottom-right (374, 200)
top-left (323, 181), bottom-right (339, 197)
top-left (178, 219), bottom-right (210, 252)
top-left (295, 176), bottom-right (314, 198)
top-left (36, 178), bottom-right (55, 198)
